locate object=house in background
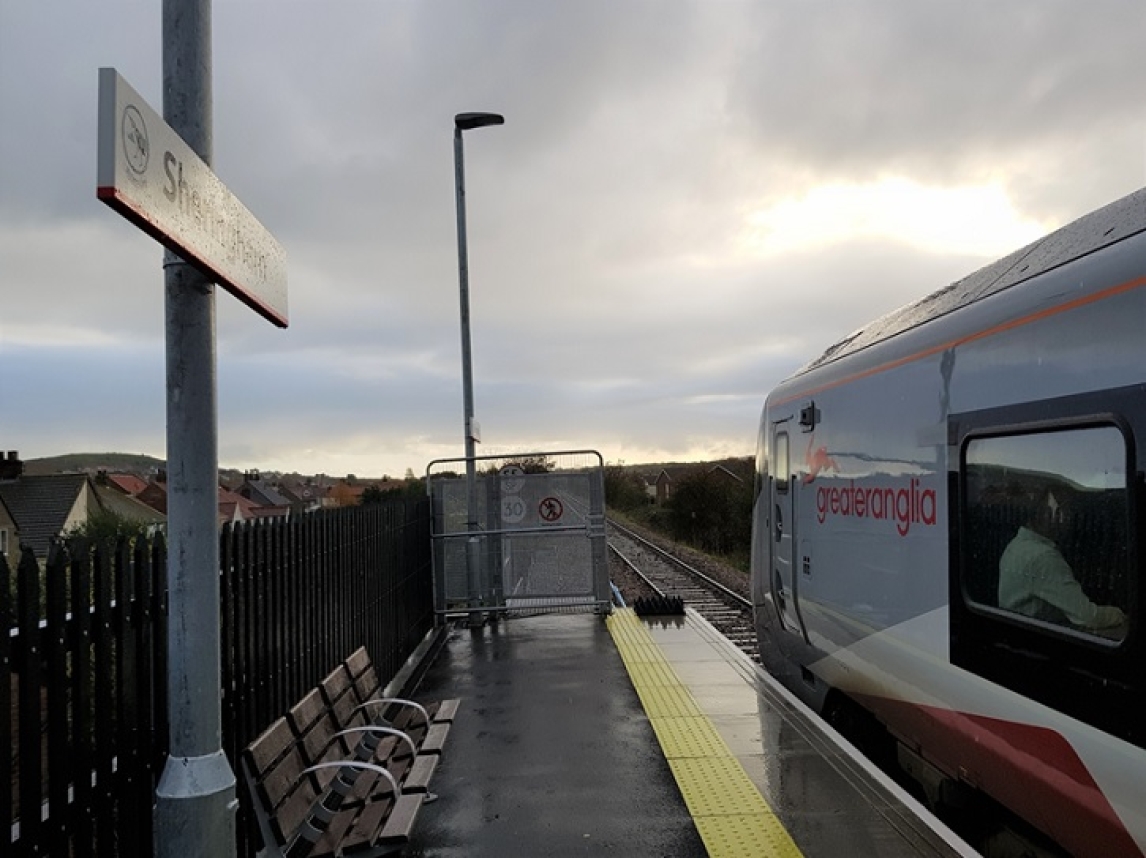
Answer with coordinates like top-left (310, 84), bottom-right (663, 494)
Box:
top-left (646, 466), bottom-right (696, 505)
top-left (136, 473), bottom-right (264, 525)
top-left (276, 477), bottom-right (327, 515)
top-left (644, 461), bottom-right (749, 505)
top-left (324, 475), bottom-right (366, 508)
top-left (93, 473), bottom-right (167, 532)
top-left (218, 487), bottom-right (261, 524)
top-left (652, 468), bottom-right (676, 504)
top-left (324, 475), bottom-right (407, 508)
top-left (0, 452), bottom-right (101, 558)
top-left (236, 471), bottom-right (292, 518)
top-left (0, 491), bottom-right (18, 560)
top-left (100, 471), bottom-right (149, 497)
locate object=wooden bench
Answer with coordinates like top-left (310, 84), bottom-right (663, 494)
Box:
top-left (338, 647), bottom-right (457, 758)
top-left (242, 649), bottom-right (458, 858)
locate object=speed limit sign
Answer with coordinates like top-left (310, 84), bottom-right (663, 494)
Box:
top-left (501, 495), bottom-right (526, 524)
top-left (500, 463), bottom-right (525, 494)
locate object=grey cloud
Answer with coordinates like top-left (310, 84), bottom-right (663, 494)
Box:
top-left (728, 0), bottom-right (1145, 216)
top-left (3, 2), bottom-right (1141, 476)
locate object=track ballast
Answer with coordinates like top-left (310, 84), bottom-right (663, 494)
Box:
top-left (607, 518), bottom-right (758, 661)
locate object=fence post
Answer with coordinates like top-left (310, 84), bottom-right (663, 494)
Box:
top-left (0, 550), bottom-right (9, 845)
top-left (45, 543), bottom-right (69, 854)
top-left (71, 543), bottom-right (95, 851)
top-left (16, 546), bottom-right (43, 848)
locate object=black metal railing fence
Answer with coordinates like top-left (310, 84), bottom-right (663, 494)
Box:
top-left (3, 497), bottom-right (434, 858)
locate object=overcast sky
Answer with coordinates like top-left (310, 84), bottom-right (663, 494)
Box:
top-left (1, 1), bottom-right (1143, 479)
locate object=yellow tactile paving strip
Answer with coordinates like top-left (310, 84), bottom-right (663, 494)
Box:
top-left (607, 608), bottom-right (804, 858)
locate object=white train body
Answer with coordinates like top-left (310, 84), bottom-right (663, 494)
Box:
top-left (751, 188), bottom-right (1146, 857)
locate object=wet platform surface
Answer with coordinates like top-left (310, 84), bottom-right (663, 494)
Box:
top-left (404, 611), bottom-right (707, 857)
top-left (403, 610), bottom-right (976, 858)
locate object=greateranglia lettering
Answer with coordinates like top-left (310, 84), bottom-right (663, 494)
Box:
top-left (815, 478), bottom-right (937, 536)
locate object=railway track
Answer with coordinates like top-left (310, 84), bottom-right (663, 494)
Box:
top-left (607, 518), bottom-right (758, 661)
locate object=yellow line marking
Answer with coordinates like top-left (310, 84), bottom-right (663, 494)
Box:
top-left (607, 609), bottom-right (804, 858)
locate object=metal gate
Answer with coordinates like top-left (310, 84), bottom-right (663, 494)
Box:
top-left (427, 450), bottom-right (610, 616)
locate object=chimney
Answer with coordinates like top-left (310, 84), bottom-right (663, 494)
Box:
top-left (0, 451), bottom-right (23, 481)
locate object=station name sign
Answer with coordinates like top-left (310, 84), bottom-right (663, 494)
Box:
top-left (97, 68), bottom-right (288, 327)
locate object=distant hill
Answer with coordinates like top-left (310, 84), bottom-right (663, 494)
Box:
top-left (20, 452), bottom-right (754, 483)
top-left (23, 452), bottom-right (165, 476)
top-left (625, 456), bottom-right (753, 478)
top-left (21, 453), bottom-right (358, 487)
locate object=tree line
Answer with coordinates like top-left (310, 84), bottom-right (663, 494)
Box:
top-left (604, 460), bottom-right (755, 568)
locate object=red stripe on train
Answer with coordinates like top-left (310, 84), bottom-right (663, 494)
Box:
top-left (854, 695), bottom-right (1143, 858)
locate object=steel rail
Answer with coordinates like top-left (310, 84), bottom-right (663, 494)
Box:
top-left (607, 518), bottom-right (752, 610)
top-left (606, 540), bottom-right (666, 598)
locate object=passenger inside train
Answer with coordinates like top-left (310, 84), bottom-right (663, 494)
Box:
top-left (997, 486), bottom-right (1128, 637)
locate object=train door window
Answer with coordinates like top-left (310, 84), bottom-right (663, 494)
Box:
top-left (962, 424), bottom-right (1130, 644)
top-left (775, 431), bottom-right (790, 494)
top-left (755, 419), bottom-right (768, 503)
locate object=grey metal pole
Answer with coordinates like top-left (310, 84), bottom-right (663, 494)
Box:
top-left (155, 1), bottom-right (238, 855)
top-left (452, 113), bottom-right (503, 627)
top-left (453, 127), bottom-right (483, 627)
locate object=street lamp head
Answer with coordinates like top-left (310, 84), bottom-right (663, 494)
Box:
top-left (455, 112), bottom-right (505, 131)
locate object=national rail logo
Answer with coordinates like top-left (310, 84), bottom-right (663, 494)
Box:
top-left (121, 103), bottom-right (149, 177)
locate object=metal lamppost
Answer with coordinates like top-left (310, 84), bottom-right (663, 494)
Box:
top-left (453, 111), bottom-right (504, 625)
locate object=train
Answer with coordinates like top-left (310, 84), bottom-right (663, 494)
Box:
top-left (750, 185), bottom-right (1146, 857)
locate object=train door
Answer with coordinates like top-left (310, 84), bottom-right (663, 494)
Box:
top-left (771, 424), bottom-right (806, 638)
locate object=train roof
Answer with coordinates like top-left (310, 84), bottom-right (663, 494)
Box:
top-left (799, 185), bottom-right (1146, 375)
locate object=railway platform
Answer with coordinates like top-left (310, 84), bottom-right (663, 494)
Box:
top-left (402, 608), bottom-right (978, 858)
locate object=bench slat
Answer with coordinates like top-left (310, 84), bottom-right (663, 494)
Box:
top-left (307, 806), bottom-right (358, 858)
top-left (341, 798), bottom-right (392, 851)
top-left (246, 717), bottom-right (295, 773)
top-left (419, 722), bottom-right (451, 755)
top-left (431, 698), bottom-right (460, 723)
top-left (403, 755), bottom-right (438, 793)
top-left (289, 688), bottom-right (328, 733)
top-left (321, 666), bottom-right (361, 729)
top-left (344, 646), bottom-right (371, 681)
top-left (378, 793), bottom-right (423, 844)
top-left (277, 784), bottom-right (326, 850)
top-left (259, 745), bottom-right (311, 811)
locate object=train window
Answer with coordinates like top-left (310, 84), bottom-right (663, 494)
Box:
top-left (775, 431), bottom-right (790, 494)
top-left (962, 425), bottom-right (1130, 644)
top-left (754, 419), bottom-right (768, 502)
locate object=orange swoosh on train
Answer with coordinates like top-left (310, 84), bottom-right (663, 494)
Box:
top-left (803, 440), bottom-right (838, 484)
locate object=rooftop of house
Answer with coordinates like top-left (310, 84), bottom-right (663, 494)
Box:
top-left (100, 472), bottom-right (149, 496)
top-left (0, 473), bottom-right (93, 556)
top-left (238, 472), bottom-right (293, 508)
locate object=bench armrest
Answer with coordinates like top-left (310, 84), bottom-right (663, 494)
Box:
top-left (302, 759), bottom-right (400, 798)
top-left (335, 725), bottom-right (417, 760)
top-left (354, 697), bottom-right (430, 730)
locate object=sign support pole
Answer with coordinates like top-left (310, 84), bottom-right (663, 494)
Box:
top-left (154, 0), bottom-right (238, 855)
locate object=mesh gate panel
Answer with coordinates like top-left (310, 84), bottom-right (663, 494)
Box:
top-left (428, 451), bottom-right (609, 615)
